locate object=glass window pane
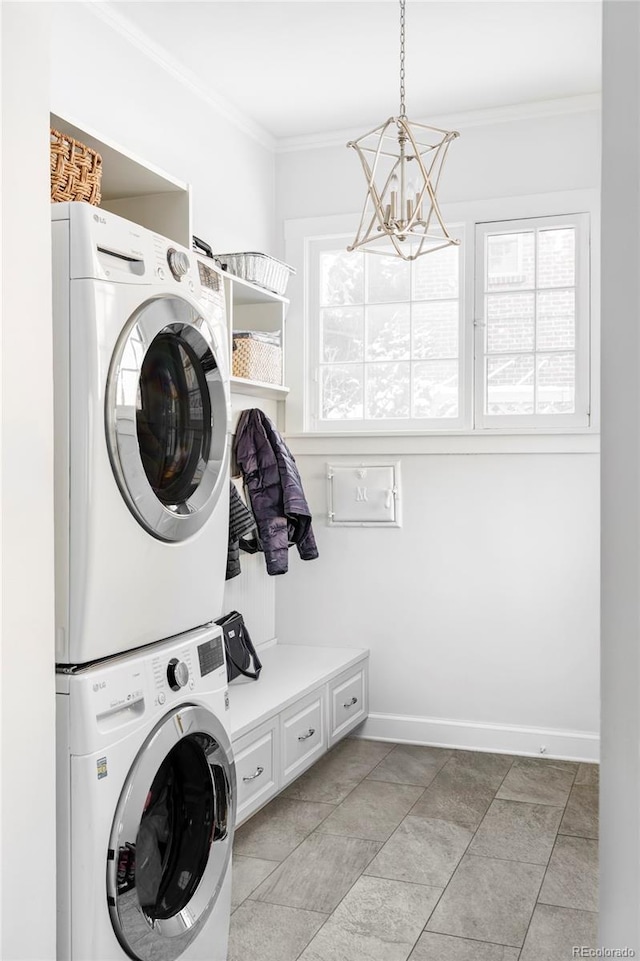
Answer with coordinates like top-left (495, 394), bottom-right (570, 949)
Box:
top-left (486, 293), bottom-right (535, 353)
top-left (365, 304), bottom-right (410, 361)
top-left (321, 308), bottom-right (364, 363)
top-left (365, 362), bottom-right (410, 419)
top-left (536, 352), bottom-right (575, 414)
top-left (320, 250), bottom-right (364, 306)
top-left (537, 228), bottom-right (575, 288)
top-left (486, 232), bottom-right (535, 291)
top-left (412, 301), bottom-right (459, 359)
top-left (487, 354), bottom-right (534, 415)
top-left (413, 245), bottom-right (459, 300)
top-left (321, 365), bottom-right (364, 420)
top-left (537, 290), bottom-right (575, 351)
top-left (366, 255), bottom-right (410, 304)
top-left (412, 361), bottom-right (459, 418)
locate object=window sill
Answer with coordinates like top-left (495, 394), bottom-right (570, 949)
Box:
top-left (284, 429), bottom-right (600, 456)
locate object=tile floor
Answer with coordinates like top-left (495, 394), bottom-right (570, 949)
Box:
top-left (228, 738), bottom-right (599, 961)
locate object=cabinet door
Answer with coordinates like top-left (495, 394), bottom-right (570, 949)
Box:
top-left (281, 689), bottom-right (326, 786)
top-left (329, 664), bottom-right (368, 747)
top-left (234, 717), bottom-right (279, 825)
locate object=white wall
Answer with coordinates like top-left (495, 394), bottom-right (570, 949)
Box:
top-left (600, 1), bottom-right (640, 950)
top-left (1, 4), bottom-right (57, 959)
top-left (276, 107), bottom-right (601, 230)
top-left (275, 108), bottom-right (601, 760)
top-left (50, 2), bottom-right (276, 253)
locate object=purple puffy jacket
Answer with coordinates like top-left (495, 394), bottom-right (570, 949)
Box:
top-left (234, 409), bottom-right (319, 575)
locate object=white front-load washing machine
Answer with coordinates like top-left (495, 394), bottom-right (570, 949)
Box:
top-left (52, 203), bottom-right (232, 666)
top-left (56, 622), bottom-right (235, 961)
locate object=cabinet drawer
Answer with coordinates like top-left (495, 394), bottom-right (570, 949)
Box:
top-left (234, 718), bottom-right (279, 825)
top-left (329, 665), bottom-right (367, 746)
top-left (281, 690), bottom-right (326, 785)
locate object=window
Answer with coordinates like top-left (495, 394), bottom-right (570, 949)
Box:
top-left (306, 208), bottom-right (591, 433)
top-left (475, 214), bottom-right (590, 429)
top-left (311, 228), bottom-right (464, 430)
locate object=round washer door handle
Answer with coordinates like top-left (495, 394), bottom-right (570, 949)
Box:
top-left (344, 697), bottom-right (358, 708)
top-left (242, 766), bottom-right (264, 782)
top-left (298, 728), bottom-right (316, 741)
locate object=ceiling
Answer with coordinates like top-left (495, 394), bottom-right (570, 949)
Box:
top-left (114, 1), bottom-right (602, 142)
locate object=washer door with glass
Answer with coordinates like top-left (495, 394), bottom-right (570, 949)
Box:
top-left (106, 295), bottom-right (229, 542)
top-left (107, 705), bottom-right (236, 961)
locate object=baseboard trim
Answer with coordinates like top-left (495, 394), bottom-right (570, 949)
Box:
top-left (354, 712), bottom-right (599, 763)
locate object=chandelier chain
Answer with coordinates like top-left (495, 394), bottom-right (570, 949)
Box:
top-left (399, 0), bottom-right (406, 118)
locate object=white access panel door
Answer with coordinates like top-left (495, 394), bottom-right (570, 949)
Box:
top-left (327, 462), bottom-right (401, 527)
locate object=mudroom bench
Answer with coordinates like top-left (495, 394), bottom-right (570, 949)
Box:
top-left (228, 644), bottom-right (369, 825)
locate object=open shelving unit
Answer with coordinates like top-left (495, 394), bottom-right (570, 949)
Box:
top-left (224, 272), bottom-right (291, 400)
top-left (50, 113), bottom-right (192, 245)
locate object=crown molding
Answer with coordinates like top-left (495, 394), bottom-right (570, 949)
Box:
top-left (86, 1), bottom-right (277, 152)
top-left (276, 93), bottom-right (602, 154)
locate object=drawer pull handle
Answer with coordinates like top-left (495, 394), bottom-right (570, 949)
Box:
top-left (242, 766), bottom-right (264, 782)
top-left (344, 697), bottom-right (359, 708)
top-left (298, 728), bottom-right (316, 741)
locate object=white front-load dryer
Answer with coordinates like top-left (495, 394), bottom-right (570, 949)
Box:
top-left (56, 623), bottom-right (235, 961)
top-left (52, 203), bottom-right (232, 665)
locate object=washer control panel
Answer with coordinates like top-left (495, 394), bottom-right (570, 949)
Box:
top-left (197, 635), bottom-right (224, 677)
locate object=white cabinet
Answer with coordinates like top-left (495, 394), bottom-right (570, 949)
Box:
top-left (234, 717), bottom-right (280, 824)
top-left (281, 689), bottom-right (326, 785)
top-left (328, 665), bottom-right (368, 747)
top-left (229, 644), bottom-right (369, 826)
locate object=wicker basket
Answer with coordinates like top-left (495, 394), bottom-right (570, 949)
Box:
top-left (50, 128), bottom-right (102, 206)
top-left (215, 252), bottom-right (295, 297)
top-left (232, 333), bottom-right (282, 385)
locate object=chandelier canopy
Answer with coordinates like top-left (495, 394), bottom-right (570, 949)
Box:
top-left (347, 0), bottom-right (460, 262)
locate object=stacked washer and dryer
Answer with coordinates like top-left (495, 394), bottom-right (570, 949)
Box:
top-left (53, 203), bottom-right (236, 961)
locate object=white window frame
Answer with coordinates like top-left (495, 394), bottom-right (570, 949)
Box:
top-left (283, 189), bottom-right (599, 451)
top-left (307, 227), bottom-right (466, 432)
top-left (474, 213), bottom-right (590, 430)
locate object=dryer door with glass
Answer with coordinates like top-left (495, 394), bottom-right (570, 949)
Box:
top-left (106, 295), bottom-right (229, 542)
top-left (107, 705), bottom-right (236, 961)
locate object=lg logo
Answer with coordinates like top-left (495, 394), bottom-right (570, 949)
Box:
top-left (92, 213), bottom-right (106, 224)
top-left (92, 681), bottom-right (106, 692)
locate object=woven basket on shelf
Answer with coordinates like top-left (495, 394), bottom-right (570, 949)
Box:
top-left (232, 335), bottom-right (282, 385)
top-left (50, 128), bottom-right (103, 206)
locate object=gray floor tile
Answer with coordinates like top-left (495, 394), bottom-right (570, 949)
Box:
top-left (575, 763), bottom-right (599, 786)
top-left (519, 903), bottom-right (598, 961)
top-left (426, 854), bottom-right (545, 947)
top-left (283, 738), bottom-right (395, 804)
top-left (447, 750), bottom-right (515, 780)
top-left (317, 779), bottom-right (424, 841)
top-left (298, 875), bottom-right (442, 961)
top-left (233, 796), bottom-right (335, 861)
top-left (538, 835), bottom-right (599, 912)
top-left (365, 815), bottom-right (473, 887)
top-left (496, 757), bottom-right (577, 806)
top-left (367, 744), bottom-right (452, 787)
top-left (228, 899), bottom-right (325, 961)
top-left (253, 831), bottom-right (381, 913)
top-left (468, 798), bottom-right (563, 864)
top-left (409, 761), bottom-right (503, 830)
top-left (409, 932), bottom-right (520, 961)
top-left (560, 784), bottom-right (599, 839)
top-left (231, 854), bottom-right (280, 910)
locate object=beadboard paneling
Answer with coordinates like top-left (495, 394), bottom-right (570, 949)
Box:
top-left (223, 551), bottom-right (276, 647)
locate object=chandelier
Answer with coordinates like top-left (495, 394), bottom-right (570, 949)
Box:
top-left (347, 0), bottom-right (460, 261)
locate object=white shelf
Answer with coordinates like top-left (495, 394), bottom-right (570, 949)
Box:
top-left (224, 272), bottom-right (289, 307)
top-left (50, 113), bottom-right (192, 245)
top-left (230, 377), bottom-right (290, 400)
